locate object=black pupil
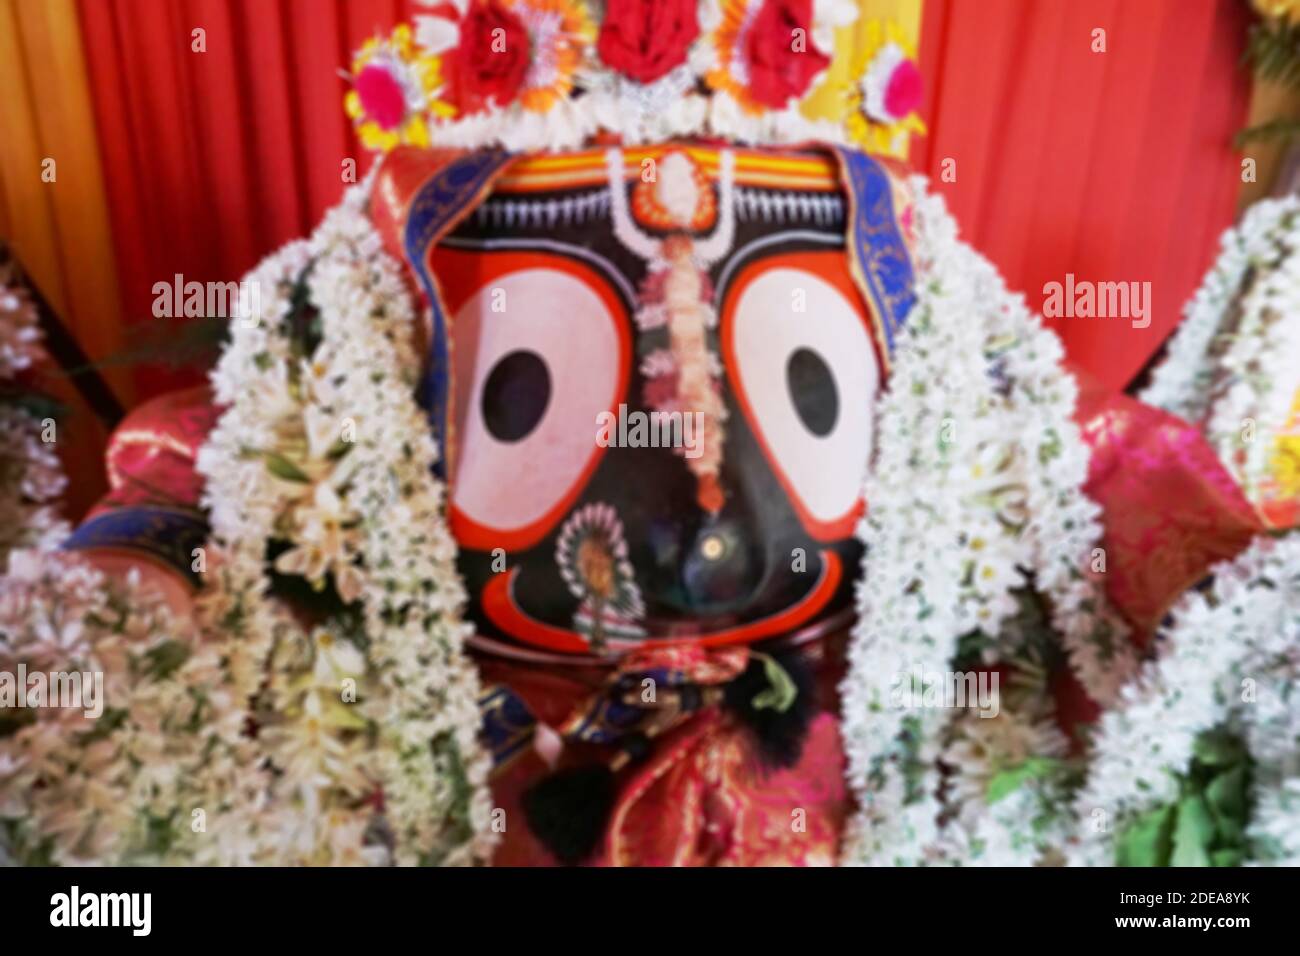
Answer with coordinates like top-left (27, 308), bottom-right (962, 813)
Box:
top-left (785, 347), bottom-right (838, 437)
top-left (481, 350), bottom-right (550, 442)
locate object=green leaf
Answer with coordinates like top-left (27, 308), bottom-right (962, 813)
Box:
top-left (1116, 805), bottom-right (1173, 867)
top-left (263, 450), bottom-right (310, 483)
top-left (143, 811), bottom-right (177, 857)
top-left (1170, 795), bottom-right (1215, 867)
top-left (986, 756), bottom-right (1060, 804)
top-left (1205, 764), bottom-right (1250, 849)
top-left (145, 639), bottom-right (191, 680)
top-left (1210, 848), bottom-right (1245, 868)
top-left (77, 707), bottom-right (128, 745)
top-left (1193, 730), bottom-right (1246, 768)
top-left (750, 653), bottom-right (797, 713)
top-left (1235, 117), bottom-right (1300, 148)
top-left (1206, 765), bottom-right (1248, 826)
top-left (0, 391), bottom-right (66, 423)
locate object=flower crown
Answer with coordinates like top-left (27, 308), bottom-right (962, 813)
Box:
top-left (344, 0), bottom-right (925, 154)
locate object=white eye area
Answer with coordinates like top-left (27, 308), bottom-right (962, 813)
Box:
top-left (726, 266), bottom-right (878, 536)
top-left (451, 268), bottom-right (623, 548)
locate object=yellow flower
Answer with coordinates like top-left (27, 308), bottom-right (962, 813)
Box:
top-left (344, 23), bottom-right (453, 153)
top-left (1271, 433), bottom-right (1300, 497)
top-left (1261, 390), bottom-right (1300, 527)
top-left (839, 19), bottom-right (926, 156)
top-left (1254, 0), bottom-right (1300, 25)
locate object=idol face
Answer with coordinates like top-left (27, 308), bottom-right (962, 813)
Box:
top-left (432, 149), bottom-right (885, 658)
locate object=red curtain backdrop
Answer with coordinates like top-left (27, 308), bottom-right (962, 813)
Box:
top-left (76, 0), bottom-right (424, 395)
top-left (915, 0), bottom-right (1253, 390)
top-left (76, 0), bottom-right (1253, 397)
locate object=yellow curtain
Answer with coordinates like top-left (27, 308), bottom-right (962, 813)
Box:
top-left (0, 0), bottom-right (126, 514)
top-left (802, 0), bottom-right (925, 161)
top-left (0, 0), bottom-right (128, 402)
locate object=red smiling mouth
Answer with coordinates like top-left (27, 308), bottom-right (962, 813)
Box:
top-left (480, 550), bottom-right (842, 655)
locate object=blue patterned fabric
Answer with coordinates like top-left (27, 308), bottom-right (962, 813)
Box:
top-left (63, 507), bottom-right (210, 586)
top-left (403, 149), bottom-right (515, 478)
top-left (830, 146), bottom-right (918, 358)
top-left (480, 683), bottom-right (537, 768)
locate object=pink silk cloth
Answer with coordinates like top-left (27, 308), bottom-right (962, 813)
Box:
top-left (1073, 370), bottom-right (1264, 640)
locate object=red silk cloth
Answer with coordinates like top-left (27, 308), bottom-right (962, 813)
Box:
top-left (75, 0), bottom-right (1251, 401)
top-left (478, 648), bottom-right (849, 867)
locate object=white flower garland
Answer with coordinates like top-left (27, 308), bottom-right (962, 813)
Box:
top-left (192, 181), bottom-right (496, 865)
top-left (0, 549), bottom-right (222, 865)
top-left (1142, 196), bottom-right (1300, 439)
top-left (1, 185), bottom-right (494, 866)
top-left (839, 180), bottom-right (1136, 866)
top-left (0, 410), bottom-right (67, 565)
top-left (0, 262), bottom-right (42, 379)
top-left (1067, 530), bottom-right (1300, 866)
top-left (1202, 210), bottom-right (1300, 508)
top-left (0, 263), bottom-right (68, 566)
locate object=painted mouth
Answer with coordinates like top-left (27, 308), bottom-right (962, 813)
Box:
top-left (480, 550), bottom-right (842, 654)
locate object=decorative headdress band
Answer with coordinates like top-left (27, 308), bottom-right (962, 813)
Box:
top-left (344, 0), bottom-right (925, 155)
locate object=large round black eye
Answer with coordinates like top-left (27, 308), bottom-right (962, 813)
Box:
top-left (481, 350), bottom-right (550, 442)
top-left (785, 347), bottom-right (838, 437)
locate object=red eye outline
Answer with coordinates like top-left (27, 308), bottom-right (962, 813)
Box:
top-left (480, 550), bottom-right (843, 652)
top-left (430, 247), bottom-right (632, 552)
top-left (719, 249), bottom-right (881, 542)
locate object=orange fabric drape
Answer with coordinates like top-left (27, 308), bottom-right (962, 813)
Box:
top-left (0, 0), bottom-right (125, 513)
top-left (914, 0), bottom-right (1253, 390)
top-left (0, 0), bottom-right (126, 388)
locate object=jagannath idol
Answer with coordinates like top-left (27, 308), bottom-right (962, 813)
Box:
top-left (1, 0), bottom-right (1298, 868)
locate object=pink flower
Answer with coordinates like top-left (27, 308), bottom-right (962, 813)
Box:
top-left (883, 59), bottom-right (922, 119)
top-left (354, 63), bottom-right (409, 131)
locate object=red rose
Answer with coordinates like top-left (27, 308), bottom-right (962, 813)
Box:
top-left (743, 0), bottom-right (830, 109)
top-left (448, 0), bottom-right (532, 113)
top-left (598, 0), bottom-right (700, 85)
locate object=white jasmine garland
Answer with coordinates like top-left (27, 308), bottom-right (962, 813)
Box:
top-left (192, 181), bottom-right (495, 865)
top-left (2, 187), bottom-right (491, 866)
top-left (0, 549), bottom-right (247, 866)
top-left (0, 263), bottom-right (42, 378)
top-left (942, 707), bottom-right (1068, 820)
top-left (704, 91), bottom-right (847, 148)
top-left (1201, 210), bottom-right (1300, 507)
top-left (1067, 530), bottom-right (1300, 867)
top-left (839, 180), bottom-right (1136, 866)
top-left (0, 266), bottom-right (68, 567)
top-left (1142, 196), bottom-right (1300, 431)
top-left (0, 409), bottom-right (68, 564)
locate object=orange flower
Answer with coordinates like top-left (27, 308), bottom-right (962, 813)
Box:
top-left (508, 0), bottom-right (596, 113)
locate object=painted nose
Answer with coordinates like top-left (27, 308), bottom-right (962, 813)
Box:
top-left (677, 516), bottom-right (764, 615)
